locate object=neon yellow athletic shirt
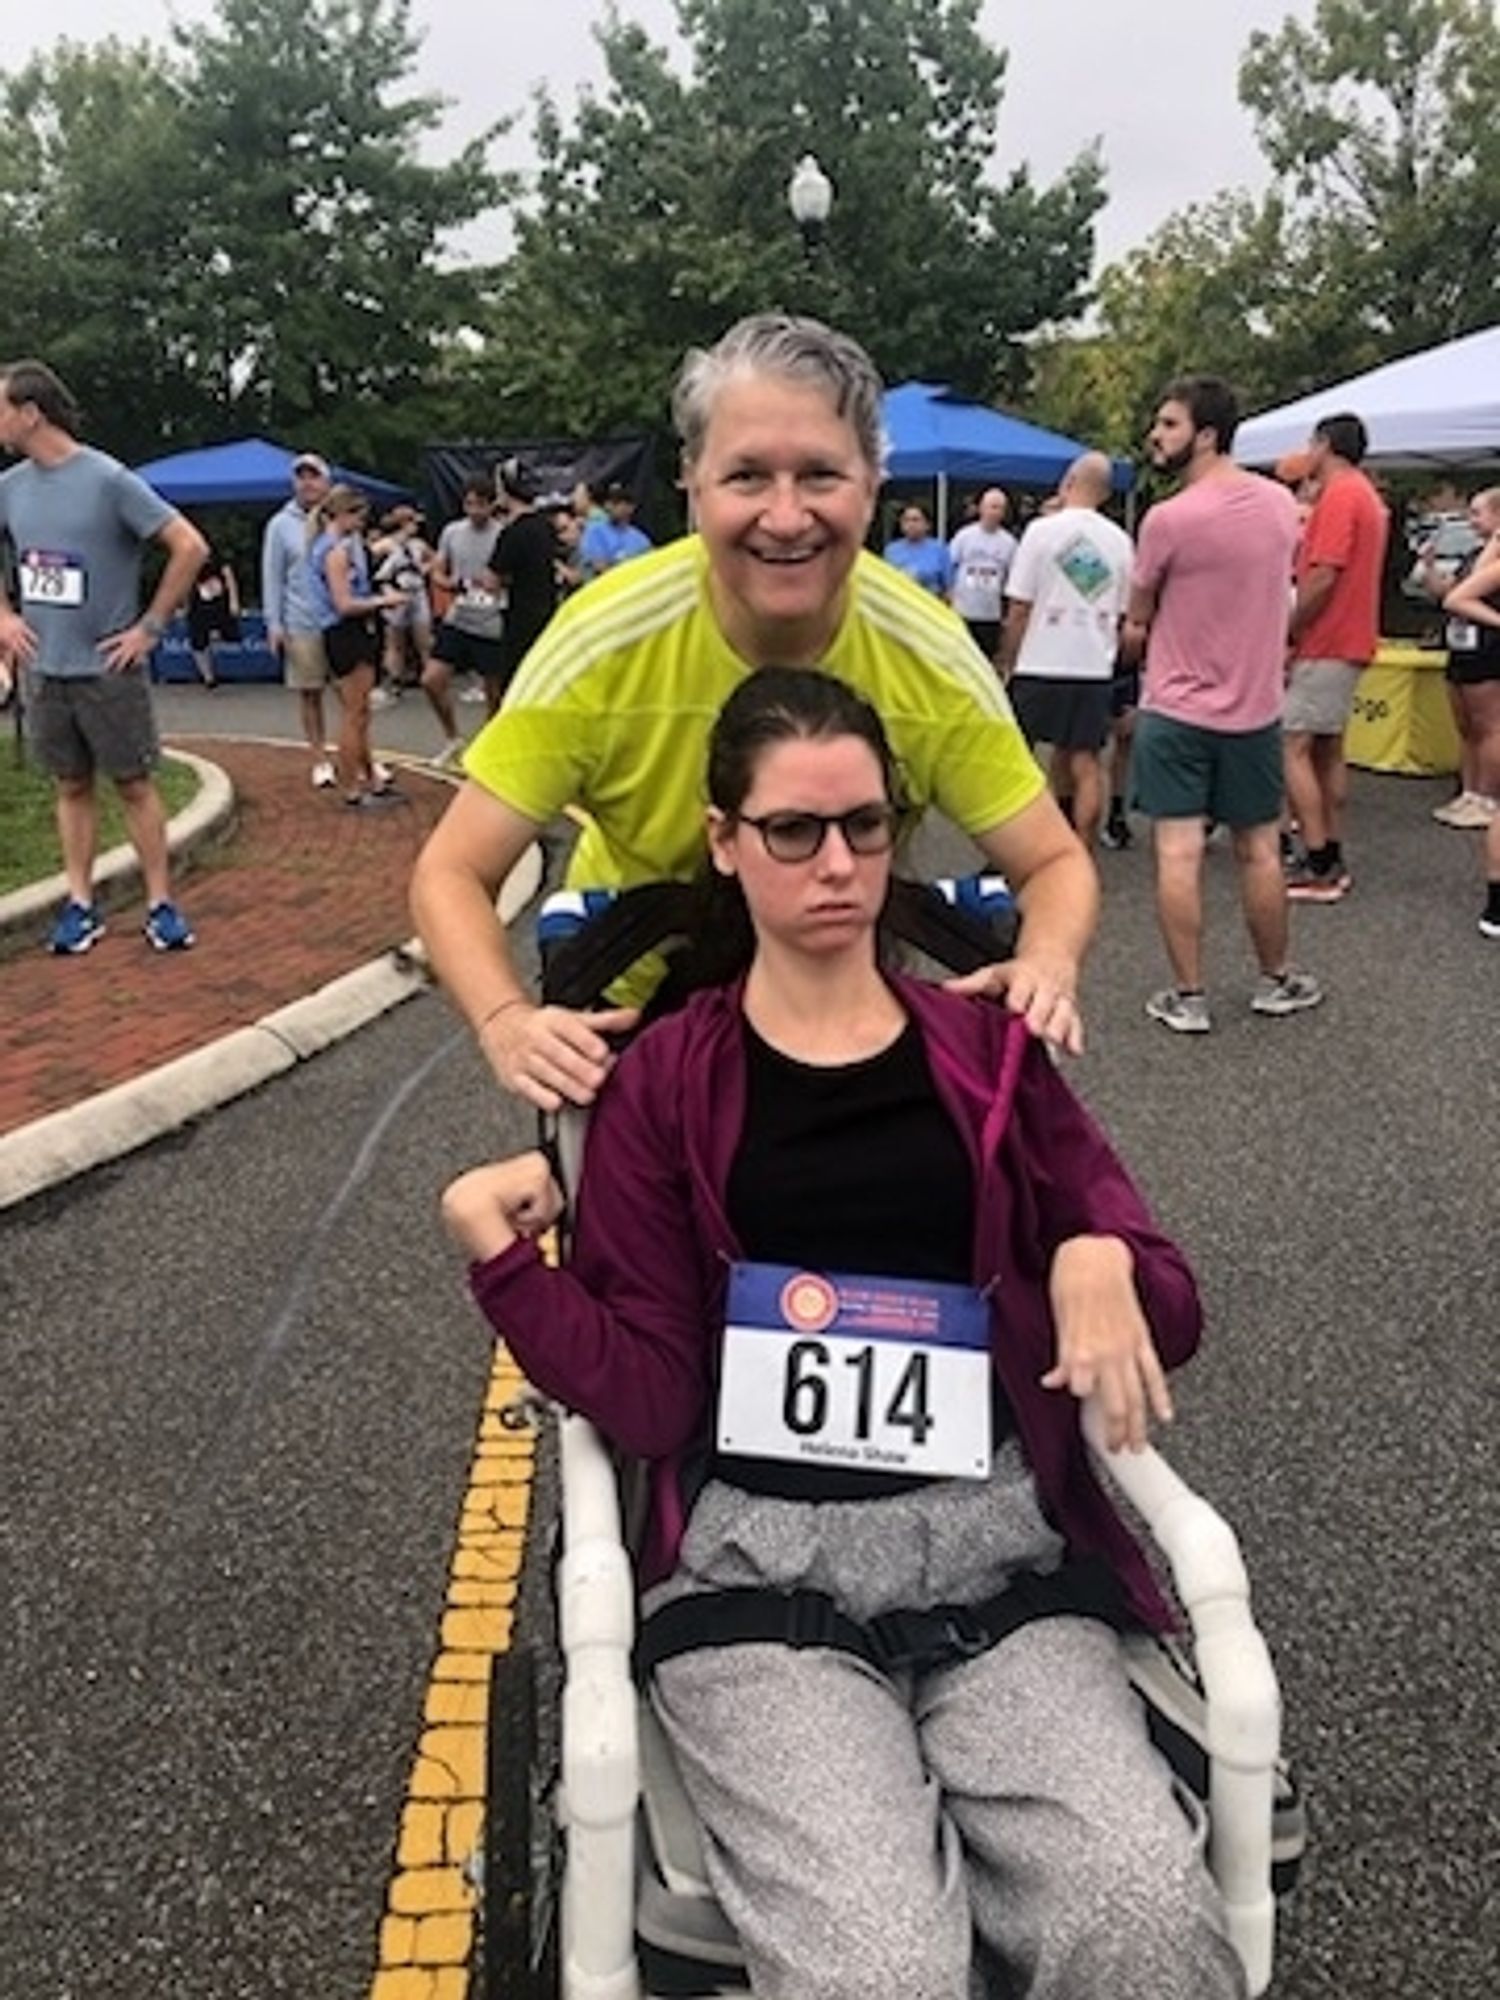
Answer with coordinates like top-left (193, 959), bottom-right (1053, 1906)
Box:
top-left (465, 533), bottom-right (1043, 895)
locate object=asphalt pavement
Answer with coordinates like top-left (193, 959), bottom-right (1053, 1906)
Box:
top-left (2, 678), bottom-right (1496, 1998)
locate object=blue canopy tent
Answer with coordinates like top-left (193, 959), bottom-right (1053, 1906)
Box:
top-left (883, 383), bottom-right (1133, 537)
top-left (129, 438), bottom-right (411, 685)
top-left (132, 436), bottom-right (412, 508)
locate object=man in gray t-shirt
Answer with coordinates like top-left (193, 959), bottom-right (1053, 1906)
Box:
top-left (0, 359), bottom-right (206, 953)
top-left (422, 473), bottom-right (506, 748)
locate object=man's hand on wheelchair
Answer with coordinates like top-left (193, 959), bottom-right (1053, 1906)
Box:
top-left (441, 1151), bottom-right (565, 1263)
top-left (1041, 1234), bottom-right (1173, 1453)
top-left (479, 999), bottom-right (641, 1110)
top-left (944, 949), bottom-right (1084, 1056)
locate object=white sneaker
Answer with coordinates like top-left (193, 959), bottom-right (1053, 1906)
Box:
top-left (369, 685), bottom-right (399, 710)
top-left (371, 760), bottom-right (395, 788)
top-left (311, 759), bottom-right (337, 789)
top-left (457, 682), bottom-right (487, 704)
top-left (1250, 969), bottom-right (1324, 1017)
top-left (1145, 988), bottom-right (1212, 1034)
top-left (1432, 791), bottom-right (1496, 829)
top-left (433, 737), bottom-right (466, 771)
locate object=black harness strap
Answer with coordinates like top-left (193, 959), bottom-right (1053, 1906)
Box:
top-left (636, 1557), bottom-right (1130, 1684)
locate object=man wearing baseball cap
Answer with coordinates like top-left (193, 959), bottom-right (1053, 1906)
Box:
top-left (261, 449), bottom-right (336, 786)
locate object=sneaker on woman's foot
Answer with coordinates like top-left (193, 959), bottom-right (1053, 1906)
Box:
top-left (310, 759), bottom-right (337, 789)
top-left (49, 899), bottom-right (105, 955)
top-left (1145, 988), bottom-right (1211, 1034)
top-left (144, 900), bottom-right (195, 951)
top-left (1433, 791), bottom-right (1496, 829)
top-left (1251, 969), bottom-right (1323, 1016)
top-left (1479, 909), bottom-right (1500, 940)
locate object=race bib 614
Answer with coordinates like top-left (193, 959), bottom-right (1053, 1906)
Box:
top-left (716, 1262), bottom-right (992, 1481)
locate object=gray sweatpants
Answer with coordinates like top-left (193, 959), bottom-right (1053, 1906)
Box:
top-left (647, 1441), bottom-right (1246, 2000)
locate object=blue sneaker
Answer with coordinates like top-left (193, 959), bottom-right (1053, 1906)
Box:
top-left (143, 900), bottom-right (195, 952)
top-left (49, 899), bottom-right (105, 955)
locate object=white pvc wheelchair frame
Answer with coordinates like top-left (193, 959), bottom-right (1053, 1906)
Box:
top-left (548, 1399), bottom-right (1281, 2000)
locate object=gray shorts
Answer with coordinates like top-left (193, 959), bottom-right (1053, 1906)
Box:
top-left (283, 630), bottom-right (329, 691)
top-left (27, 669), bottom-right (160, 783)
top-left (1284, 658), bottom-right (1362, 735)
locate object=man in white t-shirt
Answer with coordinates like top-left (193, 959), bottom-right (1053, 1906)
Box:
top-left (947, 487), bottom-right (1017, 662)
top-left (998, 453), bottom-right (1133, 847)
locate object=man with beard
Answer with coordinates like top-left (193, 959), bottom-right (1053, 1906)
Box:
top-left (1124, 375), bottom-right (1322, 1034)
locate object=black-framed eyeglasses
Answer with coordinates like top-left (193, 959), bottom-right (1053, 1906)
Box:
top-left (735, 803), bottom-right (901, 863)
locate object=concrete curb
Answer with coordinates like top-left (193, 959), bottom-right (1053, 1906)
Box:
top-left (0, 748), bottom-right (236, 949)
top-left (0, 837), bottom-right (544, 1213)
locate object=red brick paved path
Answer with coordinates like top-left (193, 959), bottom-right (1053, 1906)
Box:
top-left (0, 739), bottom-right (455, 1137)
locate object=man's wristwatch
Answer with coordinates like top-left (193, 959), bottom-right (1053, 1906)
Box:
top-left (142, 614), bottom-right (167, 639)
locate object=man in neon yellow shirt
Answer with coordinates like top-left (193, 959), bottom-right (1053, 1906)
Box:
top-left (411, 315), bottom-right (1096, 1109)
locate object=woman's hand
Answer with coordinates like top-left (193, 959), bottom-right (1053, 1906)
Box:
top-left (441, 1152), bottom-right (565, 1262)
top-left (945, 952), bottom-right (1084, 1056)
top-left (1041, 1234), bottom-right (1173, 1452)
top-left (478, 999), bottom-right (640, 1111)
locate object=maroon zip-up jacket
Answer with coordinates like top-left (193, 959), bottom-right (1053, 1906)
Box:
top-left (469, 975), bottom-right (1203, 1630)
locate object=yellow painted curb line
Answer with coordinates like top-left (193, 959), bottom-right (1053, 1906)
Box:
top-left (368, 1341), bottom-right (537, 2000)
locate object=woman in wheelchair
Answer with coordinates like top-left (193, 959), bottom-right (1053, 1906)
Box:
top-left (443, 667), bottom-right (1247, 2000)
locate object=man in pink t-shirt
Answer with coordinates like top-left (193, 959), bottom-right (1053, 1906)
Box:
top-left (1124, 374), bottom-right (1322, 1034)
top-left (1283, 411), bottom-right (1390, 903)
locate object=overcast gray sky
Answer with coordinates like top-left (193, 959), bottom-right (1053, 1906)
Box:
top-left (17, 0), bottom-right (1316, 272)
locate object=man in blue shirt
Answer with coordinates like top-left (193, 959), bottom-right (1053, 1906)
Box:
top-left (0, 359), bottom-right (206, 954)
top-left (261, 450), bottom-right (338, 787)
top-left (578, 482), bottom-right (652, 581)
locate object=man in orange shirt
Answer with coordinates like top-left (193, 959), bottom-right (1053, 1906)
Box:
top-left (1283, 411), bottom-right (1390, 901)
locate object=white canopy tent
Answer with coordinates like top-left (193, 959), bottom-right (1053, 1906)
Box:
top-left (1233, 324), bottom-right (1500, 470)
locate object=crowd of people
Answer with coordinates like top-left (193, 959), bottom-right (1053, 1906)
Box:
top-left (260, 455), bottom-right (656, 796)
top-left (879, 381), bottom-right (1500, 985)
top-left (2, 327), bottom-right (1493, 971)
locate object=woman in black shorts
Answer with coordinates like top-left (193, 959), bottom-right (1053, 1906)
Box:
top-left (307, 486), bottom-right (405, 808)
top-left (1440, 489), bottom-right (1500, 935)
top-left (186, 543), bottom-right (240, 689)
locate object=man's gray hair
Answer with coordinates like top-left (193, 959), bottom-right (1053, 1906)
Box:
top-left (672, 313), bottom-right (888, 471)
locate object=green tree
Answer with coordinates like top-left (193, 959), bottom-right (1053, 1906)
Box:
top-left (460, 0), bottom-right (1103, 440)
top-left (1030, 194), bottom-right (1292, 457)
top-left (1240, 0), bottom-right (1500, 357)
top-left (1033, 0), bottom-right (1500, 456)
top-left (0, 1), bottom-right (508, 470)
top-left (0, 40), bottom-right (216, 460)
top-left (170, 0), bottom-right (509, 467)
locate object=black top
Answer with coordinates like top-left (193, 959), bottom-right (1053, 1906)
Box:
top-left (716, 1014), bottom-right (997, 1500)
top-left (494, 510), bottom-right (559, 644)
